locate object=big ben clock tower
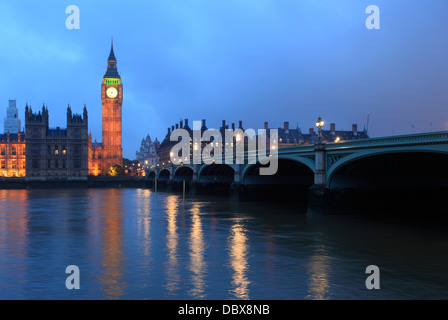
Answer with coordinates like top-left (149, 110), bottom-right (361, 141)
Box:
top-left (101, 41), bottom-right (123, 171)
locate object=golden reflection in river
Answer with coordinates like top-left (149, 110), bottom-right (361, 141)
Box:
top-left (164, 195), bottom-right (180, 295)
top-left (99, 189), bottom-right (126, 299)
top-left (0, 190), bottom-right (28, 291)
top-left (188, 203), bottom-right (207, 299)
top-left (306, 245), bottom-right (331, 300)
top-left (228, 218), bottom-right (250, 300)
top-left (136, 189), bottom-right (151, 261)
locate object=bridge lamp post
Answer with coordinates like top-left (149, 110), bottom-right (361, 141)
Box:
top-left (316, 116), bottom-right (324, 144)
top-left (312, 116), bottom-right (326, 192)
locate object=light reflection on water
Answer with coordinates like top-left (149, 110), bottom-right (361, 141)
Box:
top-left (0, 188), bottom-right (448, 299)
top-left (228, 219), bottom-right (250, 300)
top-left (0, 190), bottom-right (29, 298)
top-left (97, 189), bottom-right (126, 299)
top-left (306, 245), bottom-right (330, 300)
top-left (189, 203), bottom-right (206, 299)
top-left (164, 195), bottom-right (180, 295)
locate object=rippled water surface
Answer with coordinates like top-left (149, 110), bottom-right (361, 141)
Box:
top-left (0, 188), bottom-right (447, 299)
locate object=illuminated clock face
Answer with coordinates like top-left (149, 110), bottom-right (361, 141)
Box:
top-left (106, 87), bottom-right (118, 98)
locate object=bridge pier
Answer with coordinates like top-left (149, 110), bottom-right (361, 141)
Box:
top-left (192, 164), bottom-right (199, 182)
top-left (186, 165), bottom-right (200, 196)
top-left (234, 164), bottom-right (241, 184)
top-left (309, 143), bottom-right (328, 207)
top-left (313, 143), bottom-right (326, 187)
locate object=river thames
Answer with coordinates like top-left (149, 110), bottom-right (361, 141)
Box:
top-left (0, 188), bottom-right (447, 300)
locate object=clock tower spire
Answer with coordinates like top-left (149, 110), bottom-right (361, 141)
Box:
top-left (101, 39), bottom-right (123, 173)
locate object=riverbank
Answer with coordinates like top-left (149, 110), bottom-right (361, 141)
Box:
top-left (0, 176), bottom-right (148, 189)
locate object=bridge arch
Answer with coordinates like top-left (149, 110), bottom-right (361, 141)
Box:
top-left (327, 149), bottom-right (448, 189)
top-left (147, 171), bottom-right (156, 180)
top-left (241, 155), bottom-right (314, 182)
top-left (198, 163), bottom-right (235, 183)
top-left (158, 168), bottom-right (171, 181)
top-left (173, 165), bottom-right (194, 181)
top-left (242, 158), bottom-right (314, 186)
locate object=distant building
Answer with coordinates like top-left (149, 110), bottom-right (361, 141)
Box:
top-left (1, 100), bottom-right (25, 177)
top-left (24, 104), bottom-right (89, 180)
top-left (4, 100), bottom-right (21, 134)
top-left (155, 119), bottom-right (369, 167)
top-left (136, 135), bottom-right (160, 168)
top-left (156, 119), bottom-right (249, 166)
top-left (271, 121), bottom-right (369, 146)
top-left (0, 132), bottom-right (25, 177)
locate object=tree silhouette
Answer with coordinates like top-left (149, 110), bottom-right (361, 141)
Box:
top-left (107, 165), bottom-right (125, 176)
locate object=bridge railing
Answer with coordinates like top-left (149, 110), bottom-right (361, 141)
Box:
top-left (150, 147), bottom-right (284, 170)
top-left (325, 131), bottom-right (448, 150)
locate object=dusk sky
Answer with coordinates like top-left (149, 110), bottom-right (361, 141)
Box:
top-left (0, 0), bottom-right (447, 158)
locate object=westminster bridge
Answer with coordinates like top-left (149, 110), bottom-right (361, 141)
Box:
top-left (146, 131), bottom-right (448, 208)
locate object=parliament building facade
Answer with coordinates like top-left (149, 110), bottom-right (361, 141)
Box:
top-left (24, 105), bottom-right (89, 180)
top-left (0, 43), bottom-right (124, 179)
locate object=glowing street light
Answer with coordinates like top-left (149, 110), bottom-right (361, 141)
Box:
top-left (316, 116), bottom-right (324, 144)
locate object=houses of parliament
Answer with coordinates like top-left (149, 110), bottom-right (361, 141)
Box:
top-left (0, 43), bottom-right (123, 179)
